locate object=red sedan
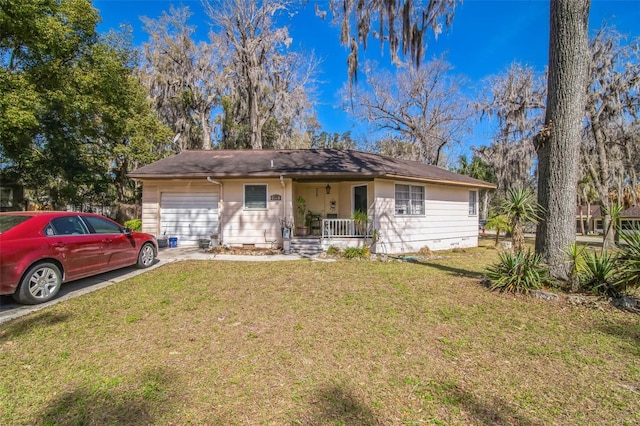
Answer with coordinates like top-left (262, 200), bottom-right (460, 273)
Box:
top-left (0, 211), bottom-right (158, 305)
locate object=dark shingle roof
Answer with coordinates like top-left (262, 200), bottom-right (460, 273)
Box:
top-left (576, 205), bottom-right (602, 217)
top-left (129, 149), bottom-right (495, 189)
top-left (622, 206), bottom-right (640, 218)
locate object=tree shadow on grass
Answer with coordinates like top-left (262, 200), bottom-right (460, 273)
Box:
top-left (305, 383), bottom-right (378, 425)
top-left (451, 392), bottom-right (541, 425)
top-left (35, 366), bottom-right (178, 425)
top-left (597, 320), bottom-right (640, 356)
top-left (301, 380), bottom-right (540, 425)
top-left (37, 388), bottom-right (155, 426)
top-left (0, 311), bottom-right (71, 340)
top-left (408, 259), bottom-right (485, 280)
top-left (426, 380), bottom-right (541, 426)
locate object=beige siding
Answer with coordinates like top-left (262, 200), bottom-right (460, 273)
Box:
top-left (141, 178), bottom-right (293, 248)
top-left (295, 184), bottom-right (333, 218)
top-left (141, 183), bottom-right (159, 236)
top-left (221, 178), bottom-right (292, 248)
top-left (373, 179), bottom-right (479, 253)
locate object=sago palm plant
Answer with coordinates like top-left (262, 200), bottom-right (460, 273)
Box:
top-left (563, 242), bottom-right (586, 292)
top-left (500, 188), bottom-right (541, 254)
top-left (581, 250), bottom-right (619, 296)
top-left (485, 249), bottom-right (552, 294)
top-left (485, 214), bottom-right (510, 246)
top-left (614, 230), bottom-right (640, 294)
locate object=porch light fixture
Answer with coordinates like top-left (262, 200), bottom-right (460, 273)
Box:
top-left (325, 184), bottom-right (331, 195)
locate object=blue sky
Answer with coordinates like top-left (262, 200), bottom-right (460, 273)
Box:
top-left (95, 0), bottom-right (640, 157)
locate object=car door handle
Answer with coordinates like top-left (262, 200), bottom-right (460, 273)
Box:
top-left (51, 242), bottom-right (66, 248)
top-left (102, 239), bottom-right (112, 244)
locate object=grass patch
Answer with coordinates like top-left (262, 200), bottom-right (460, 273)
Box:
top-left (1, 248), bottom-right (639, 424)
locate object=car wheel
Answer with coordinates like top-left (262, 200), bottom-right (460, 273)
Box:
top-left (137, 243), bottom-right (156, 268)
top-left (13, 262), bottom-right (62, 305)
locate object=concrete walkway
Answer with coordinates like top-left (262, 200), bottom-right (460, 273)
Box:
top-left (156, 246), bottom-right (304, 262)
top-left (0, 248), bottom-right (305, 325)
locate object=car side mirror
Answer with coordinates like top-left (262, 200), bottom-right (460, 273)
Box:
top-left (123, 227), bottom-right (132, 235)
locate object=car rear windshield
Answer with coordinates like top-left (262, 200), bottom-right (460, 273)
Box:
top-left (0, 215), bottom-right (32, 233)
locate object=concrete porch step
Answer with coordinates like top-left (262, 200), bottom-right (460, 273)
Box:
top-left (290, 237), bottom-right (323, 255)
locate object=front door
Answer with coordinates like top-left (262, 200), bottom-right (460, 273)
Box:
top-left (353, 185), bottom-right (368, 214)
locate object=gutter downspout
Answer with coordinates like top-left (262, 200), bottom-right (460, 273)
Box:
top-left (280, 175), bottom-right (290, 253)
top-left (280, 174), bottom-right (286, 230)
top-left (280, 175), bottom-right (286, 213)
top-left (206, 177), bottom-right (223, 244)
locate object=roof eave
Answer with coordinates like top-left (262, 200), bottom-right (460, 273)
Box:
top-left (384, 174), bottom-right (496, 189)
top-left (127, 171), bottom-right (384, 180)
top-left (128, 172), bottom-right (496, 189)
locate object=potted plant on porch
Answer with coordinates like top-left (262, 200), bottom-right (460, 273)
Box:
top-left (296, 196), bottom-right (309, 236)
top-left (352, 210), bottom-right (368, 236)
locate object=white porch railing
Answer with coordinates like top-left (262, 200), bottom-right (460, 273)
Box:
top-left (322, 218), bottom-right (372, 238)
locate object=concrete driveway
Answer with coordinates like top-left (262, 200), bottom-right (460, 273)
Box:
top-left (0, 248), bottom-right (303, 325)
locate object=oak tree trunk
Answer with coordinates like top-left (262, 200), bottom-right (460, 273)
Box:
top-left (200, 110), bottom-right (212, 150)
top-left (249, 81), bottom-right (262, 149)
top-left (481, 190), bottom-right (490, 221)
top-left (535, 0), bottom-right (591, 279)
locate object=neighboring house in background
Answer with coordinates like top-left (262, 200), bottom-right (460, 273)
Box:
top-left (128, 149), bottom-right (495, 254)
top-left (576, 205), bottom-right (603, 235)
top-left (621, 206), bottom-right (640, 232)
top-left (0, 171), bottom-right (25, 212)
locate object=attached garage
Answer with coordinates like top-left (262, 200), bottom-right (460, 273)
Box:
top-left (160, 192), bottom-right (219, 246)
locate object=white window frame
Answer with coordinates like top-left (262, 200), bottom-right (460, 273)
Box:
top-left (468, 190), bottom-right (478, 216)
top-left (243, 184), bottom-right (268, 210)
top-left (395, 184), bottom-right (425, 216)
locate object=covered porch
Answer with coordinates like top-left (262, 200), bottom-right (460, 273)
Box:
top-left (292, 180), bottom-right (374, 239)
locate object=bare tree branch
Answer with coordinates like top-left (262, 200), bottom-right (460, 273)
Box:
top-left (475, 63), bottom-right (546, 197)
top-left (343, 57), bottom-right (470, 165)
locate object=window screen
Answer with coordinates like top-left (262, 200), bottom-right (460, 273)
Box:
top-left (395, 184), bottom-right (424, 215)
top-left (245, 184), bottom-right (267, 209)
top-left (469, 191), bottom-right (478, 216)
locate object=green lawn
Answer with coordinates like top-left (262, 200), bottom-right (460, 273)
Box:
top-left (1, 245), bottom-right (639, 425)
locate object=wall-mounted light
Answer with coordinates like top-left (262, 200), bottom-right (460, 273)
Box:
top-left (325, 184), bottom-right (331, 195)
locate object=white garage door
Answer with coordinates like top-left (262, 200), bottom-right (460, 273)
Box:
top-left (160, 192), bottom-right (219, 246)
